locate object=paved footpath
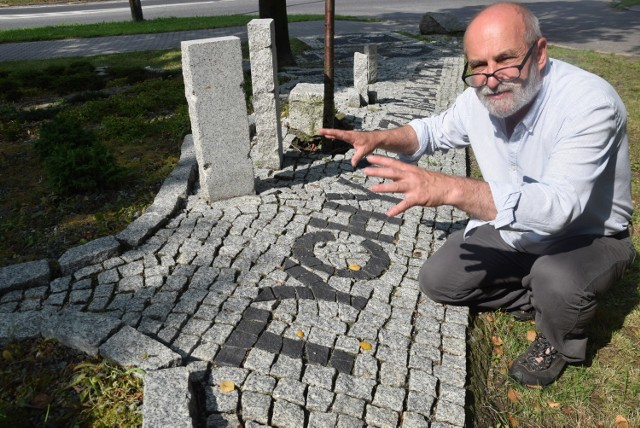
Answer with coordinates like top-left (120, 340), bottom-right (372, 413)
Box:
top-left (0, 33), bottom-right (470, 427)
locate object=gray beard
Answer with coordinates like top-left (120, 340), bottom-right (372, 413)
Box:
top-left (476, 63), bottom-right (543, 119)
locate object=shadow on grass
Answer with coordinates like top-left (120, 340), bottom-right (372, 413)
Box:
top-left (584, 255), bottom-right (640, 366)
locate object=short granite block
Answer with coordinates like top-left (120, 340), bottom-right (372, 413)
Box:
top-left (272, 400), bottom-right (305, 428)
top-left (334, 373), bottom-right (376, 401)
top-left (305, 386), bottom-right (334, 412)
top-left (243, 372), bottom-right (276, 395)
top-left (42, 311), bottom-right (123, 357)
top-left (214, 345), bottom-right (247, 367)
top-left (272, 377), bottom-right (306, 406)
top-left (331, 393), bottom-right (365, 419)
top-left (365, 404), bottom-right (399, 428)
top-left (270, 354), bottom-right (303, 380)
top-left (205, 385), bottom-right (238, 413)
top-left (241, 391), bottom-right (271, 425)
top-left (142, 367), bottom-right (193, 428)
top-left (302, 364), bottom-right (336, 390)
top-left (100, 326), bottom-right (181, 371)
top-left (243, 347), bottom-right (276, 374)
top-left (308, 411), bottom-right (338, 428)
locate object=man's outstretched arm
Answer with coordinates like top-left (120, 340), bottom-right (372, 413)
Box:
top-left (318, 125), bottom-right (420, 168)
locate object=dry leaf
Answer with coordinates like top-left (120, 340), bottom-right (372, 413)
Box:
top-left (348, 263), bottom-right (361, 271)
top-left (615, 415), bottom-right (630, 428)
top-left (2, 350), bottom-right (12, 361)
top-left (413, 251), bottom-right (422, 257)
top-left (484, 314), bottom-right (495, 323)
top-left (493, 346), bottom-right (504, 356)
top-left (359, 341), bottom-right (372, 351)
top-left (547, 401), bottom-right (561, 408)
top-left (219, 380), bottom-right (235, 393)
top-left (508, 414), bottom-right (519, 427)
top-left (507, 388), bottom-right (520, 403)
top-left (491, 335), bottom-right (503, 346)
top-left (393, 239), bottom-right (399, 245)
top-left (296, 330), bottom-right (304, 338)
top-left (526, 330), bottom-right (537, 342)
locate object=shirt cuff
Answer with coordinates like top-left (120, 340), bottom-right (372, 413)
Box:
top-left (398, 120), bottom-right (429, 163)
top-left (488, 181), bottom-right (521, 229)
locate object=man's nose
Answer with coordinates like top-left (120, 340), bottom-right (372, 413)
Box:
top-left (486, 73), bottom-right (501, 90)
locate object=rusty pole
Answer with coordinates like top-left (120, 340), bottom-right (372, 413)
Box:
top-left (322, 0), bottom-right (335, 130)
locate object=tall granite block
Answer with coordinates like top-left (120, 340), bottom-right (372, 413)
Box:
top-left (181, 36), bottom-right (255, 202)
top-left (248, 19), bottom-right (283, 170)
top-left (364, 44), bottom-right (378, 83)
top-left (354, 52), bottom-right (369, 106)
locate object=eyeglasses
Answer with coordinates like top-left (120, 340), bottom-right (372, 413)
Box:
top-left (461, 41), bottom-right (538, 88)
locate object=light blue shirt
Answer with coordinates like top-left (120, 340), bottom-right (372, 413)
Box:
top-left (407, 58), bottom-right (632, 254)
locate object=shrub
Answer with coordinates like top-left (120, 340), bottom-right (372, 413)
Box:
top-left (33, 116), bottom-right (123, 193)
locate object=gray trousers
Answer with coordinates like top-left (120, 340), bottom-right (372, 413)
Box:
top-left (419, 224), bottom-right (635, 362)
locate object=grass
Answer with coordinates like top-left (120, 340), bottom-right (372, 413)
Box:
top-left (0, 11), bottom-right (638, 428)
top-left (0, 14), bottom-right (380, 44)
top-left (0, 338), bottom-right (144, 426)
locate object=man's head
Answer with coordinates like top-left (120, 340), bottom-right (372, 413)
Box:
top-left (463, 2), bottom-right (548, 119)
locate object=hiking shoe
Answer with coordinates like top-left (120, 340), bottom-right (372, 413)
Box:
top-left (509, 308), bottom-right (535, 322)
top-left (509, 334), bottom-right (567, 388)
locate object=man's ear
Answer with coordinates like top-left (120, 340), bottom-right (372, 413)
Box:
top-left (536, 38), bottom-right (548, 70)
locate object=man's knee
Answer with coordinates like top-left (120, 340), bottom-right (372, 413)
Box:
top-left (418, 259), bottom-right (472, 304)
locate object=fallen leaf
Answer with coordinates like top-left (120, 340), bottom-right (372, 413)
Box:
top-left (484, 314), bottom-right (495, 323)
top-left (393, 239), bottom-right (398, 245)
top-left (508, 414), bottom-right (519, 427)
top-left (507, 388), bottom-right (520, 403)
top-left (526, 330), bottom-right (537, 342)
top-left (413, 251), bottom-right (422, 257)
top-left (493, 346), bottom-right (504, 356)
top-left (359, 341), bottom-right (372, 351)
top-left (615, 415), bottom-right (630, 428)
top-left (219, 380), bottom-right (235, 393)
top-left (296, 330), bottom-right (304, 338)
top-left (348, 263), bottom-right (361, 271)
top-left (491, 335), bottom-right (503, 346)
top-left (2, 350), bottom-right (12, 361)
top-left (547, 401), bottom-right (561, 408)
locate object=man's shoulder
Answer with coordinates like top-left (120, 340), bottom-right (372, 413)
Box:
top-left (546, 58), bottom-right (623, 108)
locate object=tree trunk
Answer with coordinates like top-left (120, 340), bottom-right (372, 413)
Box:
top-left (259, 0), bottom-right (296, 68)
top-left (129, 0), bottom-right (144, 22)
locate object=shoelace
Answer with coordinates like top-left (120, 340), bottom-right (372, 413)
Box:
top-left (524, 335), bottom-right (558, 370)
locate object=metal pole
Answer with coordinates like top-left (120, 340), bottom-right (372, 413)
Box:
top-left (322, 0), bottom-right (335, 130)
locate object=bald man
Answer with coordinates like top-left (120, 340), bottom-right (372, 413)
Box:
top-left (319, 2), bottom-right (634, 388)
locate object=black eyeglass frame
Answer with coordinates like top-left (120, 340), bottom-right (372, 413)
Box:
top-left (461, 41), bottom-right (538, 88)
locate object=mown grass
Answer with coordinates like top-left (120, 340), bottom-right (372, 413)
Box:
top-left (0, 14), bottom-right (380, 44)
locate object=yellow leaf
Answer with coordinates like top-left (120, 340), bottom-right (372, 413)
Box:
top-left (219, 380), bottom-right (235, 393)
top-left (2, 350), bottom-right (12, 361)
top-left (526, 330), bottom-right (537, 342)
top-left (615, 415), bottom-right (630, 428)
top-left (296, 330), bottom-right (304, 338)
top-left (348, 263), bottom-right (362, 271)
top-left (547, 401), bottom-right (561, 409)
top-left (359, 341), bottom-right (372, 351)
top-left (507, 388), bottom-right (520, 403)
